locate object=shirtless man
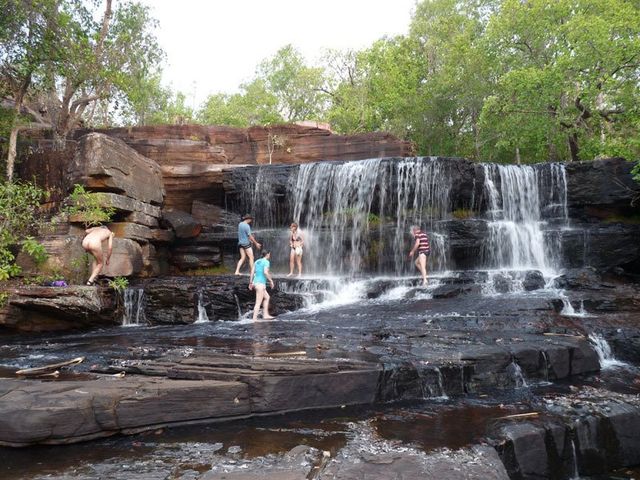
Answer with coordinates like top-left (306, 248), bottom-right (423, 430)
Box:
top-left (81, 225), bottom-right (114, 286)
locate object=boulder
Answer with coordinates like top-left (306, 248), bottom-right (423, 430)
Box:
top-left (102, 238), bottom-right (144, 277)
top-left (0, 286), bottom-right (117, 332)
top-left (67, 133), bottom-right (165, 205)
top-left (162, 209), bottom-right (202, 239)
top-left (523, 270), bottom-right (545, 291)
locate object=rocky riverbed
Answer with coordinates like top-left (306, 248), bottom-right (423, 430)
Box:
top-left (0, 270), bottom-right (639, 479)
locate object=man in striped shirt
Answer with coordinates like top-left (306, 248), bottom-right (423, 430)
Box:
top-left (409, 225), bottom-right (430, 286)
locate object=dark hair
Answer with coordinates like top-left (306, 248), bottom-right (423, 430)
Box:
top-left (242, 213), bottom-right (253, 220)
top-left (261, 250), bottom-right (271, 258)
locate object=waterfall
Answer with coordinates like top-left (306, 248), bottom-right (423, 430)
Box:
top-left (588, 333), bottom-right (628, 369)
top-left (236, 158), bottom-right (568, 278)
top-left (288, 157), bottom-right (451, 276)
top-left (570, 437), bottom-right (580, 480)
top-left (481, 163), bottom-right (567, 274)
top-left (195, 289), bottom-right (209, 323)
top-left (508, 361), bottom-right (528, 388)
top-left (122, 288), bottom-right (145, 327)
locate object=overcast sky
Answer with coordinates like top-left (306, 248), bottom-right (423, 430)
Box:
top-left (139, 0), bottom-right (416, 107)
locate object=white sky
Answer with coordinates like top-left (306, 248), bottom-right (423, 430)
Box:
top-left (139, 0), bottom-right (416, 107)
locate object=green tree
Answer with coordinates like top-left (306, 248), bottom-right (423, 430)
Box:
top-left (0, 0), bottom-right (58, 179)
top-left (481, 0), bottom-right (640, 163)
top-left (197, 79), bottom-right (281, 127)
top-left (257, 45), bottom-right (328, 122)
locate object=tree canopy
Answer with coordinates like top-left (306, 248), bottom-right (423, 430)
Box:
top-left (2, 0), bottom-right (639, 176)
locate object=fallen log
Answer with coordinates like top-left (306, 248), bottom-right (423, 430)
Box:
top-left (16, 357), bottom-right (85, 376)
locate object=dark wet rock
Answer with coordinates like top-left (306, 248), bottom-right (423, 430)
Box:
top-left (560, 225), bottom-right (640, 273)
top-left (496, 388), bottom-right (640, 479)
top-left (523, 270), bottom-right (545, 291)
top-left (492, 273), bottom-right (513, 293)
top-left (565, 158), bottom-right (639, 209)
top-left (0, 285), bottom-right (118, 332)
top-left (162, 209), bottom-right (202, 239)
top-left (0, 377), bottom-right (250, 446)
top-left (432, 283), bottom-right (479, 299)
top-left (553, 267), bottom-right (603, 290)
top-left (442, 219), bottom-right (489, 270)
top-left (496, 423), bottom-right (551, 479)
top-left (140, 276), bottom-right (305, 324)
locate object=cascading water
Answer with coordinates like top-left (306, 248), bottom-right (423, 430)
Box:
top-left (481, 164), bottom-right (568, 275)
top-left (122, 288), bottom-right (145, 327)
top-left (237, 158), bottom-right (568, 285)
top-left (588, 333), bottom-right (628, 369)
top-left (195, 289), bottom-right (209, 323)
top-left (288, 157), bottom-right (451, 276)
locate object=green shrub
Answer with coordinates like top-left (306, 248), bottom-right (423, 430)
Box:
top-left (0, 181), bottom-right (48, 280)
top-left (63, 184), bottom-right (116, 227)
top-left (108, 276), bottom-right (129, 292)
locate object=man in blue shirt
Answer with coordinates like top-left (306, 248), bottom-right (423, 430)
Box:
top-left (235, 214), bottom-right (262, 275)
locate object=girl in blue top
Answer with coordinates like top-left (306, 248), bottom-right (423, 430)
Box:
top-left (249, 250), bottom-right (275, 321)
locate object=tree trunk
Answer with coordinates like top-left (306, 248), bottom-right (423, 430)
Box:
top-left (567, 132), bottom-right (580, 162)
top-left (7, 126), bottom-right (19, 181)
top-left (515, 146), bottom-right (521, 165)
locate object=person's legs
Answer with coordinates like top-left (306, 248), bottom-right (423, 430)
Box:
top-left (86, 246), bottom-right (103, 284)
top-left (418, 253), bottom-right (428, 285)
top-left (262, 289), bottom-right (275, 319)
top-left (235, 247), bottom-right (247, 275)
top-left (246, 247), bottom-right (255, 271)
top-left (295, 253), bottom-right (302, 276)
top-left (253, 285), bottom-right (265, 321)
top-left (288, 249), bottom-right (295, 276)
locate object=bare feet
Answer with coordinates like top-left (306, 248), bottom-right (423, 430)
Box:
top-left (235, 272), bottom-right (242, 276)
top-left (286, 273), bottom-right (293, 277)
top-left (263, 316), bottom-right (276, 320)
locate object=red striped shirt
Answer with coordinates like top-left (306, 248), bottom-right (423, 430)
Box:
top-left (415, 231), bottom-right (430, 253)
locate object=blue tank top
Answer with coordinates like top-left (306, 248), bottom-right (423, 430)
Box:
top-left (253, 258), bottom-right (269, 284)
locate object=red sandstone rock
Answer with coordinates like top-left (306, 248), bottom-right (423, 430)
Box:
top-left (67, 133), bottom-right (165, 205)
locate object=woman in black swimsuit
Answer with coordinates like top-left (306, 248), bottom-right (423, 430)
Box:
top-left (287, 222), bottom-right (304, 277)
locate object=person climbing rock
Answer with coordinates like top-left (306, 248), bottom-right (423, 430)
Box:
top-left (409, 225), bottom-right (430, 286)
top-left (235, 214), bottom-right (262, 275)
top-left (81, 225), bottom-right (114, 286)
top-left (249, 250), bottom-right (275, 321)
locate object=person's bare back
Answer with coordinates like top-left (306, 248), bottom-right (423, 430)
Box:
top-left (82, 226), bottom-right (114, 285)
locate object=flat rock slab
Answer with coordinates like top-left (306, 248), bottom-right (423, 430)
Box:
top-left (101, 352), bottom-right (382, 415)
top-left (322, 446), bottom-right (510, 480)
top-left (0, 377), bottom-right (249, 447)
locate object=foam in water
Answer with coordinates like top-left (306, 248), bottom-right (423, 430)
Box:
top-left (122, 288), bottom-right (145, 327)
top-left (588, 333), bottom-right (628, 369)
